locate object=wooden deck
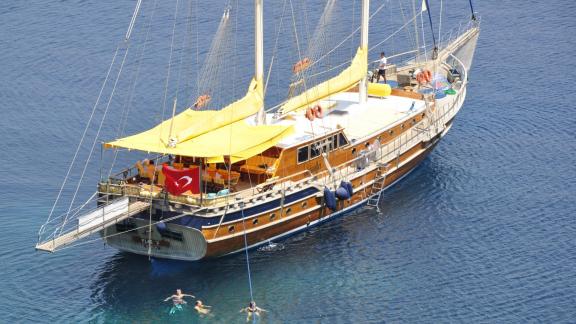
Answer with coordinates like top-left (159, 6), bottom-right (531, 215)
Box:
top-left (36, 200), bottom-right (150, 252)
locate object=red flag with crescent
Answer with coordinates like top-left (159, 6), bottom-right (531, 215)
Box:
top-left (162, 164), bottom-right (200, 196)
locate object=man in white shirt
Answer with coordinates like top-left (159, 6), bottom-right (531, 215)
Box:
top-left (376, 51), bottom-right (388, 83)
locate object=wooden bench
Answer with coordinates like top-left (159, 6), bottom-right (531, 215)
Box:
top-left (240, 156), bottom-right (278, 176)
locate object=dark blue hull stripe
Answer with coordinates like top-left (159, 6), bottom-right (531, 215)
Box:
top-left (134, 187), bottom-right (319, 229)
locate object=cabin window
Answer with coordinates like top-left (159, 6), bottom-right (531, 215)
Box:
top-left (302, 201), bottom-right (308, 208)
top-left (352, 148), bottom-right (357, 155)
top-left (389, 130), bottom-right (394, 135)
top-left (286, 207), bottom-right (292, 215)
top-left (310, 143), bottom-right (321, 159)
top-left (401, 124), bottom-right (405, 129)
top-left (333, 135), bottom-right (339, 149)
top-left (252, 218), bottom-right (259, 225)
top-left (228, 225), bottom-right (235, 233)
top-left (270, 213), bottom-right (276, 221)
top-left (297, 146), bottom-right (309, 163)
top-left (338, 133), bottom-right (349, 147)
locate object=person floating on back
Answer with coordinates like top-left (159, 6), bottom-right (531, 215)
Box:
top-left (240, 301), bottom-right (266, 322)
top-left (164, 289), bottom-right (195, 315)
top-left (194, 300), bottom-right (212, 317)
top-left (376, 51), bottom-right (388, 83)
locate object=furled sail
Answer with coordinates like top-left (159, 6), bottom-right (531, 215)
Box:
top-left (105, 78), bottom-right (294, 163)
top-left (278, 47), bottom-right (367, 115)
top-left (177, 77), bottom-right (264, 143)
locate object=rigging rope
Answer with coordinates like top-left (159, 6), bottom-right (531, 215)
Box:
top-left (264, 0), bottom-right (288, 97)
top-left (45, 47), bottom-right (120, 229)
top-left (423, 0), bottom-right (438, 58)
top-left (240, 204), bottom-right (255, 306)
top-left (46, 0), bottom-right (146, 231)
top-left (107, 0), bottom-right (160, 179)
top-left (369, 11), bottom-right (419, 53)
top-left (306, 1), bottom-right (388, 71)
top-left (398, 0), bottom-right (416, 54)
top-left (468, 0), bottom-right (476, 20)
top-left (158, 0), bottom-right (181, 140)
top-left (61, 46), bottom-right (132, 235)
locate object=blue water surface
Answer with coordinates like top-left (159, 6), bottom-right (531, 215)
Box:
top-left (1, 0), bottom-right (575, 323)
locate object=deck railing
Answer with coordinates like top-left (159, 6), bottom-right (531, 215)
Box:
top-left (96, 51), bottom-right (469, 213)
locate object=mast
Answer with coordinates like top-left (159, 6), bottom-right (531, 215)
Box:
top-left (411, 0), bottom-right (420, 62)
top-left (255, 0), bottom-right (266, 124)
top-left (358, 0), bottom-right (369, 104)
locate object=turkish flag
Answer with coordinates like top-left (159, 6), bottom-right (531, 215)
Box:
top-left (162, 164), bottom-right (200, 196)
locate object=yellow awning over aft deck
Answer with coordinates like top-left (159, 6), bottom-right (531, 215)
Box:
top-left (104, 78), bottom-right (294, 163)
top-left (106, 120), bottom-right (293, 163)
top-left (278, 47), bottom-right (368, 115)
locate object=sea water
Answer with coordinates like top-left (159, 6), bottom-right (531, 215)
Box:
top-left (0, 0), bottom-right (575, 322)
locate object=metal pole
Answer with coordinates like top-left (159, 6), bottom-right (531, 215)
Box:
top-left (359, 0), bottom-right (370, 104)
top-left (411, 0), bottom-right (420, 63)
top-left (255, 0), bottom-right (266, 124)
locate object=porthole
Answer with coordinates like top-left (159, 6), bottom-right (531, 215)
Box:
top-left (302, 201), bottom-right (308, 208)
top-left (270, 213), bottom-right (276, 221)
top-left (252, 218), bottom-right (259, 225)
top-left (412, 118), bottom-right (417, 123)
top-left (389, 130), bottom-right (394, 135)
top-left (352, 148), bottom-right (357, 155)
top-left (228, 225), bottom-right (235, 233)
top-left (286, 208), bottom-right (292, 215)
top-left (401, 124), bottom-right (405, 129)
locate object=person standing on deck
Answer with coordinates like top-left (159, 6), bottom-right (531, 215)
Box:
top-left (376, 51), bottom-right (388, 83)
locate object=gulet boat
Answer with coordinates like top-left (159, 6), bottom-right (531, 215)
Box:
top-left (37, 0), bottom-right (480, 260)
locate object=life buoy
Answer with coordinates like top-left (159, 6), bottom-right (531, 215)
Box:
top-left (293, 57), bottom-right (311, 74)
top-left (305, 107), bottom-right (315, 121)
top-left (313, 105), bottom-right (323, 118)
top-left (193, 94), bottom-right (211, 109)
top-left (416, 72), bottom-right (424, 84)
top-left (424, 69), bottom-right (432, 83)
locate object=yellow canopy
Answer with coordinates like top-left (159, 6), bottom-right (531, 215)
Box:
top-left (176, 78), bottom-right (264, 143)
top-left (104, 77), bottom-right (294, 163)
top-left (278, 47), bottom-right (367, 115)
top-left (106, 120), bottom-right (293, 164)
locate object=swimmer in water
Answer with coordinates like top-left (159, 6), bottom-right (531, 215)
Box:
top-left (164, 289), bottom-right (194, 314)
top-left (194, 300), bottom-right (212, 316)
top-left (240, 301), bottom-right (266, 322)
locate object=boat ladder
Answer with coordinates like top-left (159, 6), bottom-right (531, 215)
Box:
top-left (366, 163), bottom-right (390, 212)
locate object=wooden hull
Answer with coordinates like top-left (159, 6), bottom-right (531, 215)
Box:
top-left (204, 135), bottom-right (442, 258)
top-left (103, 127), bottom-right (447, 261)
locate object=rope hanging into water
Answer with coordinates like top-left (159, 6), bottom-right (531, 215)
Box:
top-left (240, 203), bottom-right (257, 324)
